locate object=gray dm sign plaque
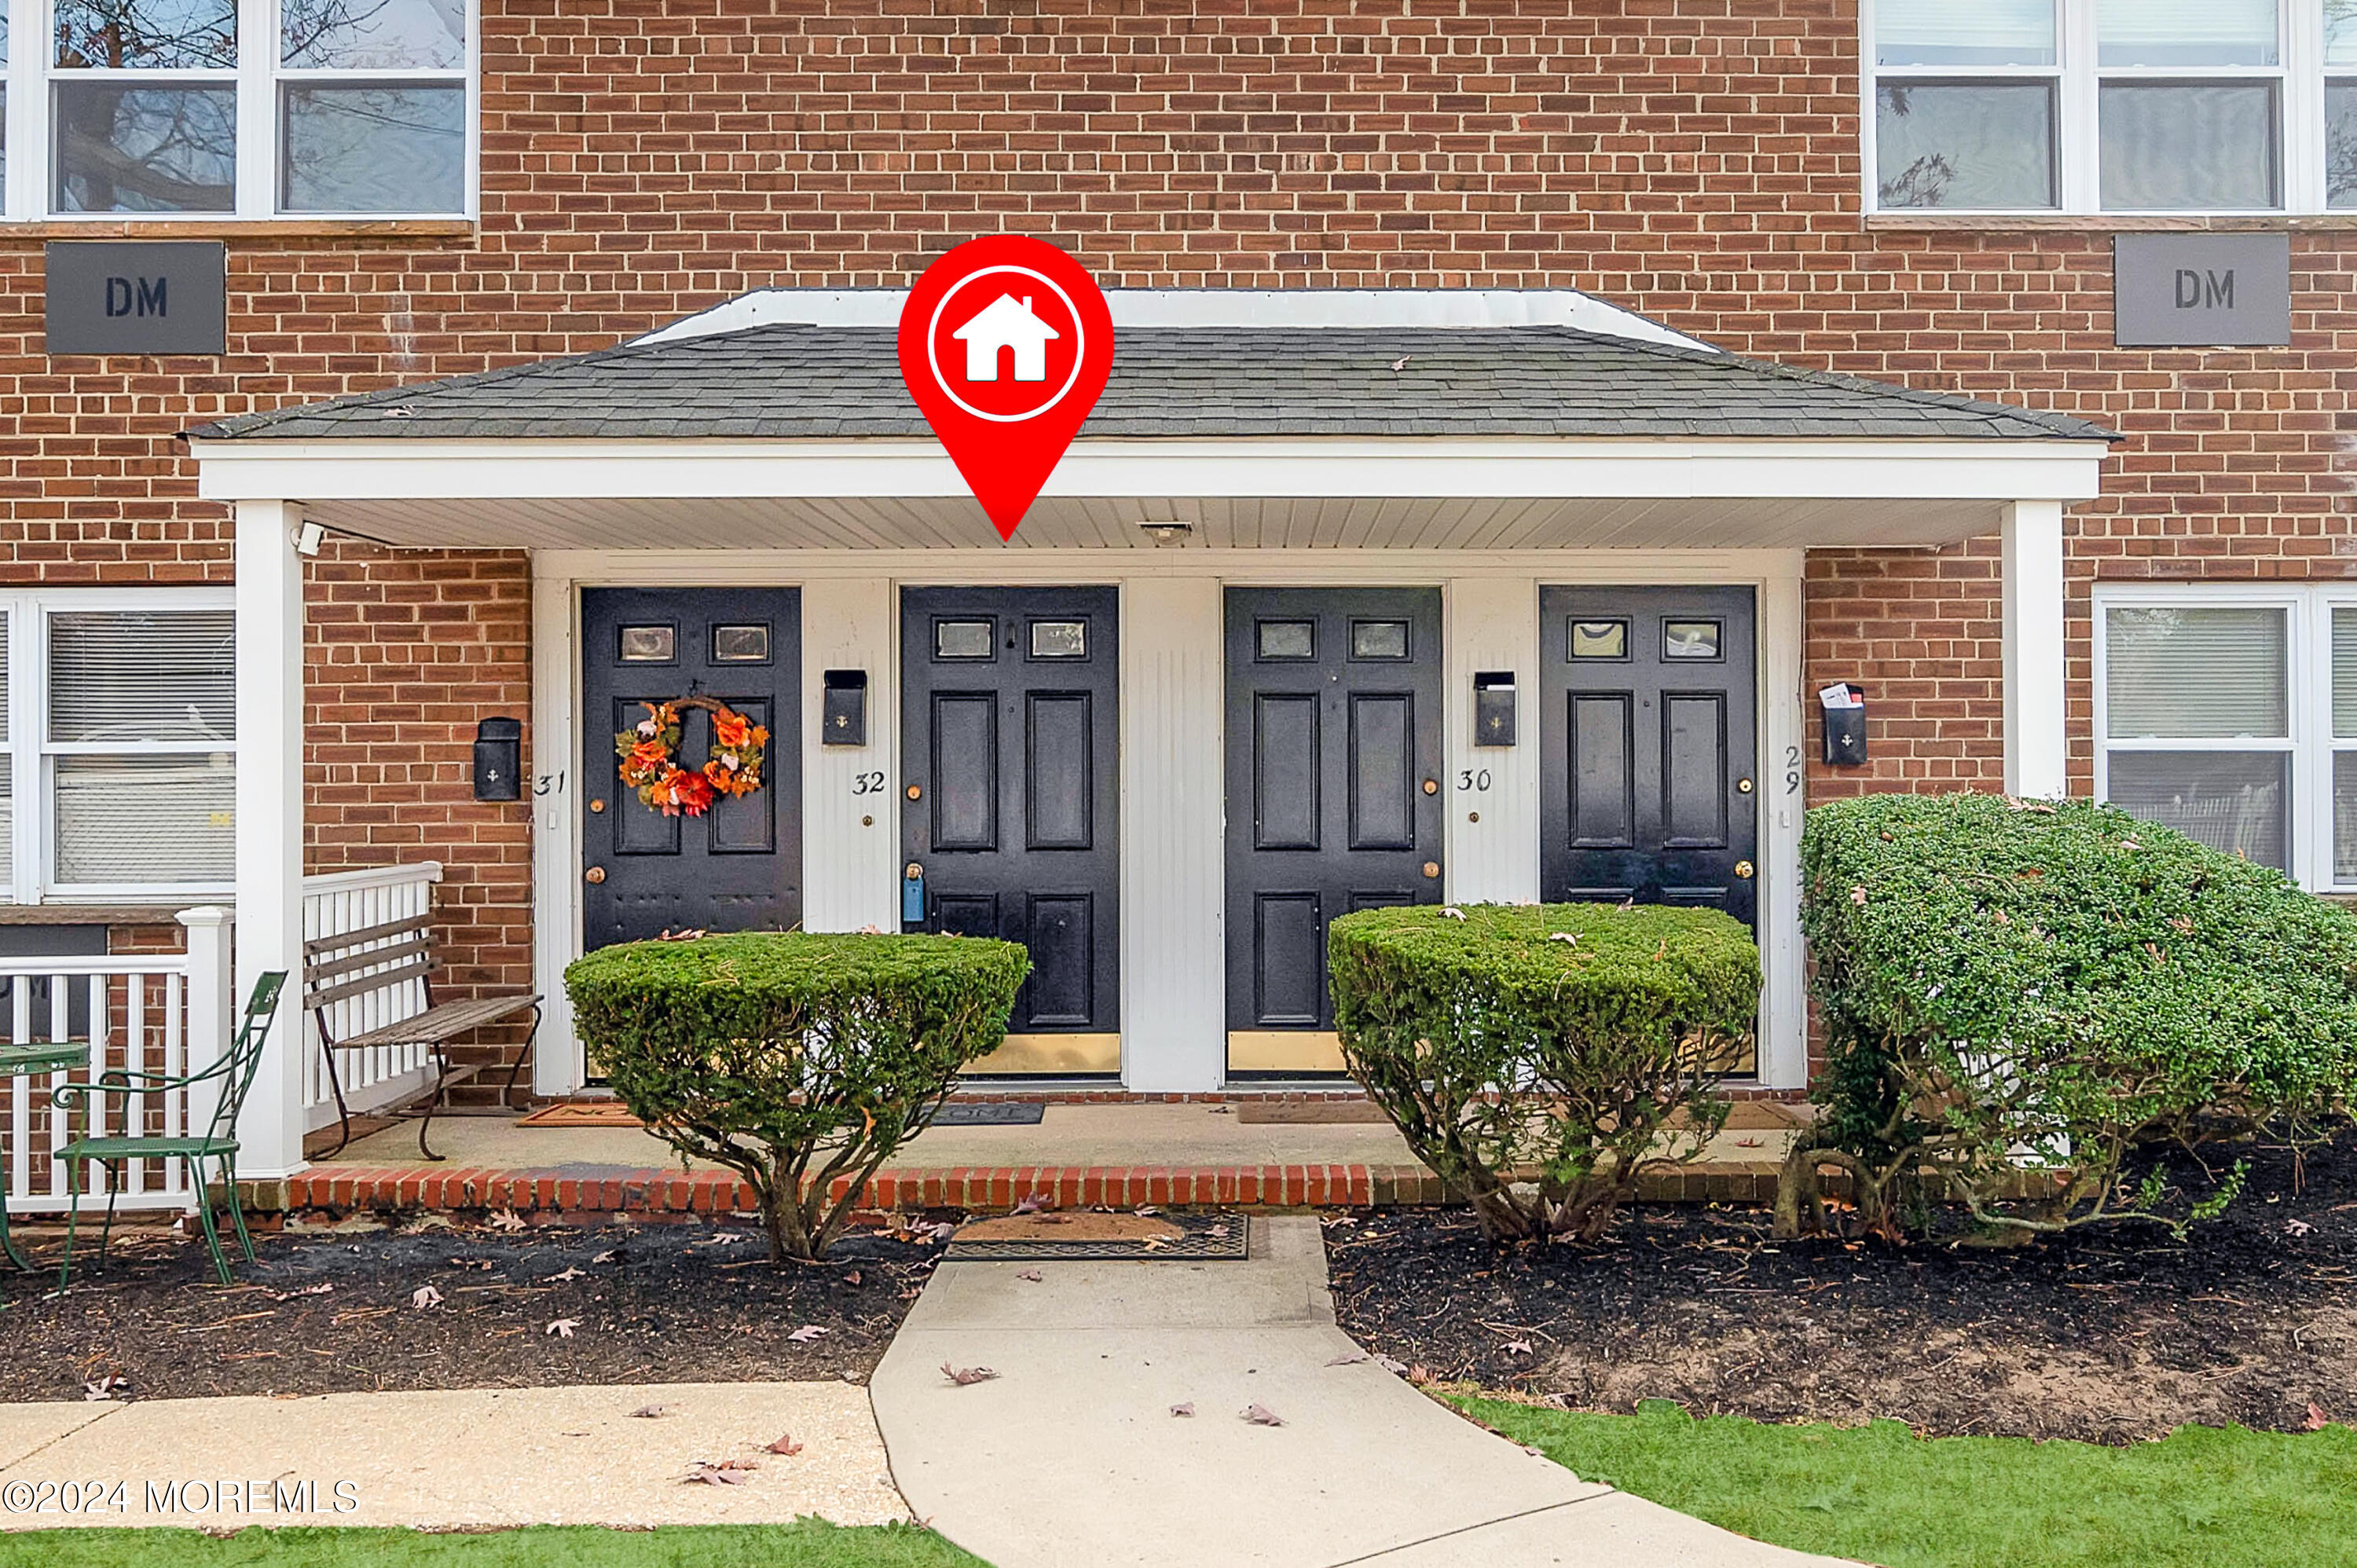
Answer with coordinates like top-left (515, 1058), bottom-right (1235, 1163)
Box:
top-left (2114, 233), bottom-right (2290, 348)
top-left (44, 241), bottom-right (227, 356)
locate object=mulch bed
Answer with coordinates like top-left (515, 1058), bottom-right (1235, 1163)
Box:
top-left (1327, 1132), bottom-right (2357, 1445)
top-left (0, 1211), bottom-right (950, 1404)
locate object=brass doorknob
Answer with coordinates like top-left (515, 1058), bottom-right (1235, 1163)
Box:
top-left (1733, 860), bottom-right (1754, 880)
top-left (589, 797), bottom-right (607, 814)
top-left (1736, 778), bottom-right (1754, 795)
top-left (585, 866), bottom-right (607, 885)
top-left (1421, 779), bottom-right (1439, 796)
top-left (1421, 861), bottom-right (1440, 879)
top-left (906, 784), bottom-right (922, 800)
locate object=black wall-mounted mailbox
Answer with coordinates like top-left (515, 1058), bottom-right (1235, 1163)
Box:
top-left (473, 716), bottom-right (524, 800)
top-left (1473, 671), bottom-right (1517, 746)
top-left (823, 669), bottom-right (868, 746)
top-left (1819, 683), bottom-right (1868, 767)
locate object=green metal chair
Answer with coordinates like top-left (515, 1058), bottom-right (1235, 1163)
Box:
top-left (53, 972), bottom-right (288, 1288)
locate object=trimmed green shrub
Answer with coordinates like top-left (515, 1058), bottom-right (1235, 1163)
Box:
top-left (1787, 792), bottom-right (2357, 1244)
top-left (564, 932), bottom-right (1028, 1260)
top-left (1330, 903), bottom-right (1761, 1243)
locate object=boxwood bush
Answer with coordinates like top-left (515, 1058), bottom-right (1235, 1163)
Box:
top-left (1330, 903), bottom-right (1761, 1244)
top-left (1787, 793), bottom-right (2357, 1244)
top-left (564, 932), bottom-right (1028, 1260)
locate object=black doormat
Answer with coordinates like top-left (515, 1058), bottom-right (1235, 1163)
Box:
top-left (931, 1101), bottom-right (1047, 1126)
top-left (944, 1209), bottom-right (1249, 1262)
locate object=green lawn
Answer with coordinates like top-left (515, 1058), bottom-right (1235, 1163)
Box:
top-left (1461, 1395), bottom-right (2357, 1568)
top-left (0, 1522), bottom-right (987, 1568)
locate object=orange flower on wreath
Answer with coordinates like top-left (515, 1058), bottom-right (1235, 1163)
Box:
top-left (613, 695), bottom-right (765, 818)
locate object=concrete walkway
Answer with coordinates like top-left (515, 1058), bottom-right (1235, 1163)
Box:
top-left (0, 1383), bottom-right (904, 1530)
top-left (870, 1217), bottom-right (1860, 1568)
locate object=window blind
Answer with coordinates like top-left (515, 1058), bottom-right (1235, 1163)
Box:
top-left (48, 610), bottom-right (234, 744)
top-left (2097, 0), bottom-right (2278, 68)
top-left (53, 753), bottom-right (233, 886)
top-left (2336, 610), bottom-right (2357, 738)
top-left (2106, 606), bottom-right (2287, 738)
top-left (1877, 0), bottom-right (2055, 66)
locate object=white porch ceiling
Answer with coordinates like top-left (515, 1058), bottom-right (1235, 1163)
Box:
top-left (295, 491), bottom-right (2008, 553)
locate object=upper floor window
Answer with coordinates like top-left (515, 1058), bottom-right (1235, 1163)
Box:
top-left (1869, 0), bottom-right (2357, 214)
top-left (1, 0), bottom-right (473, 221)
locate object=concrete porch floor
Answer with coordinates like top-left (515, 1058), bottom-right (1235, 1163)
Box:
top-left (290, 1102), bottom-right (1802, 1218)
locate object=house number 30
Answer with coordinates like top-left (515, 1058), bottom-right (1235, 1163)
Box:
top-left (1456, 769), bottom-right (1493, 792)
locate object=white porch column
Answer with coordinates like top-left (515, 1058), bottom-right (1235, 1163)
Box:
top-left (233, 499), bottom-right (306, 1180)
top-left (1119, 576), bottom-right (1225, 1093)
top-left (2001, 500), bottom-right (2069, 800)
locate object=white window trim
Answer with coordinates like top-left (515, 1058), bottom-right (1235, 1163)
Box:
top-left (1864, 0), bottom-right (2337, 217)
top-left (5, 0), bottom-right (478, 222)
top-left (2091, 581), bottom-right (2357, 892)
top-left (0, 585), bottom-right (237, 903)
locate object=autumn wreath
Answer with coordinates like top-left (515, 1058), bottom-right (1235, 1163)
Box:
top-left (615, 696), bottom-right (768, 817)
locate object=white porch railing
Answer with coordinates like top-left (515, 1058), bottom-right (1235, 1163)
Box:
top-left (299, 861), bottom-right (444, 1133)
top-left (0, 907), bottom-right (232, 1215)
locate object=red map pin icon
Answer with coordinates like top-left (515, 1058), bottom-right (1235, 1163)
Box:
top-left (898, 236), bottom-right (1116, 541)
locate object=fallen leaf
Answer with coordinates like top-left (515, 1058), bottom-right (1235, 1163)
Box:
top-left (1012, 1192), bottom-right (1053, 1214)
top-left (766, 1434), bottom-right (805, 1456)
top-left (1017, 1269), bottom-right (1043, 1283)
top-left (1325, 1351), bottom-right (1369, 1367)
top-left (487, 1210), bottom-right (526, 1233)
top-left (941, 1363), bottom-right (1000, 1386)
top-left (1171, 1401), bottom-right (1195, 1417)
top-left (545, 1318), bottom-right (581, 1339)
top-left (684, 1460), bottom-right (756, 1486)
top-left (547, 1267), bottom-right (586, 1283)
top-left (1208, 1224), bottom-right (1230, 1239)
top-left (1135, 1205), bottom-right (1161, 1216)
top-left (1388, 356), bottom-right (1412, 372)
top-left (1439, 907), bottom-right (1466, 921)
top-left (1242, 1404), bottom-right (1285, 1427)
top-left (448, 1257), bottom-right (494, 1271)
top-left (1141, 1236), bottom-right (1170, 1252)
top-left (1547, 932), bottom-right (1580, 945)
top-left (82, 1376), bottom-right (128, 1402)
top-left (1409, 1365), bottom-right (1433, 1385)
top-left (2286, 1218), bottom-right (2315, 1236)
top-left (843, 1270), bottom-right (863, 1287)
top-left (592, 1251), bottom-right (618, 1264)
top-left (787, 1324), bottom-right (830, 1343)
top-left (410, 1285), bottom-right (444, 1310)
top-left (269, 1283), bottom-right (334, 1300)
top-left (1375, 1355), bottom-right (1410, 1376)
top-left (1505, 1339), bottom-right (1534, 1357)
top-left (2307, 1403), bottom-right (2332, 1431)
top-left (1849, 885), bottom-right (1868, 906)
top-left (631, 1404), bottom-right (671, 1418)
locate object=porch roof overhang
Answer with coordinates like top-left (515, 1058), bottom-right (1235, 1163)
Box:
top-left (189, 435), bottom-right (2110, 552)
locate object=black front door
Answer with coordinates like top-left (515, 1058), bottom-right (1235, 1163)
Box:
top-left (581, 587), bottom-right (802, 947)
top-left (1224, 588), bottom-right (1444, 1072)
top-left (1538, 586), bottom-right (1758, 926)
top-left (901, 587), bottom-right (1120, 1068)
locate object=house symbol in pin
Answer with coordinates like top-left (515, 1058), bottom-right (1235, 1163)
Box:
top-left (953, 293), bottom-right (1059, 383)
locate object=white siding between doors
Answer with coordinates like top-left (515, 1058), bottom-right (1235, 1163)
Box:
top-left (801, 577), bottom-right (900, 934)
top-left (1442, 577), bottom-right (1543, 905)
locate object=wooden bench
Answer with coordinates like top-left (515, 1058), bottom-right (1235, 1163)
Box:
top-left (304, 913), bottom-right (541, 1162)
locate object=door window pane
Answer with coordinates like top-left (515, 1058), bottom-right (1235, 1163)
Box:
top-left (2097, 0), bottom-right (2278, 68)
top-left (1663, 620), bottom-right (1722, 660)
top-left (53, 82), bottom-right (237, 212)
top-left (2100, 82), bottom-right (2280, 210)
top-left (55, 753), bottom-right (235, 885)
top-left (281, 0), bottom-right (464, 69)
top-left (1876, 0), bottom-right (2055, 66)
top-left (617, 625), bottom-right (674, 663)
top-left (49, 610), bottom-right (235, 742)
top-left (1028, 620), bottom-right (1087, 659)
top-left (55, 0), bottom-right (236, 68)
top-left (280, 82), bottom-right (464, 214)
top-left (1255, 621), bottom-right (1314, 661)
top-left (2105, 750), bottom-right (2289, 870)
top-left (711, 624), bottom-right (768, 664)
top-left (1349, 620), bottom-right (1409, 661)
top-left (2106, 606), bottom-right (2286, 738)
top-left (1569, 619), bottom-right (1627, 660)
top-left (1877, 82), bottom-right (2058, 209)
top-left (934, 620), bottom-right (995, 660)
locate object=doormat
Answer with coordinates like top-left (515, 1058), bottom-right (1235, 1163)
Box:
top-left (1235, 1100), bottom-right (1388, 1125)
top-left (931, 1101), bottom-right (1047, 1127)
top-left (516, 1101), bottom-right (644, 1129)
top-left (944, 1208), bottom-right (1248, 1262)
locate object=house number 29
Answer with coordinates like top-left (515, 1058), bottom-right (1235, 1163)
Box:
top-left (1784, 745), bottom-right (1803, 794)
top-left (851, 771), bottom-right (886, 796)
top-left (1456, 769), bottom-right (1493, 792)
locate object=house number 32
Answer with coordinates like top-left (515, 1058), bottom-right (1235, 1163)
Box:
top-left (851, 771), bottom-right (886, 796)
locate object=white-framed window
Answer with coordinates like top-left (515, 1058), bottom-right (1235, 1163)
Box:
top-left (0, 0), bottom-right (475, 221)
top-left (1864, 0), bottom-right (2357, 214)
top-left (0, 588), bottom-right (236, 903)
top-left (2093, 583), bottom-right (2357, 891)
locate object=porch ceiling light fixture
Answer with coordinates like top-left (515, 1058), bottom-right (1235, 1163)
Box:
top-left (1135, 520), bottom-right (1196, 547)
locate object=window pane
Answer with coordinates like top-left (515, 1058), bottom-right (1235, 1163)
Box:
top-left (53, 83), bottom-right (236, 213)
top-left (282, 0), bottom-right (464, 69)
top-left (55, 753), bottom-right (233, 885)
top-left (2330, 82), bottom-right (2357, 208)
top-left (1350, 620), bottom-right (1409, 660)
top-left (2097, 0), bottom-right (2278, 68)
top-left (280, 83), bottom-right (464, 214)
top-left (2105, 750), bottom-right (2288, 871)
top-left (934, 620), bottom-right (993, 660)
top-left (1876, 0), bottom-right (2054, 66)
top-left (2337, 610), bottom-right (2357, 737)
top-left (55, 0), bottom-right (236, 68)
top-left (2100, 82), bottom-right (2279, 210)
top-left (49, 610), bottom-right (235, 742)
top-left (1876, 82), bottom-right (2057, 209)
top-left (1028, 620), bottom-right (1086, 659)
top-left (2333, 0), bottom-right (2357, 65)
top-left (2338, 752), bottom-right (2357, 880)
top-left (2105, 606), bottom-right (2286, 738)
top-left (1256, 621), bottom-right (1314, 661)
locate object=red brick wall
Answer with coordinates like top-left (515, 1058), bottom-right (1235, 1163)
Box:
top-left (2, 0), bottom-right (2352, 1037)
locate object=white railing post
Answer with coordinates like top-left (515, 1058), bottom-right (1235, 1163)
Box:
top-left (177, 907), bottom-right (240, 1171)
